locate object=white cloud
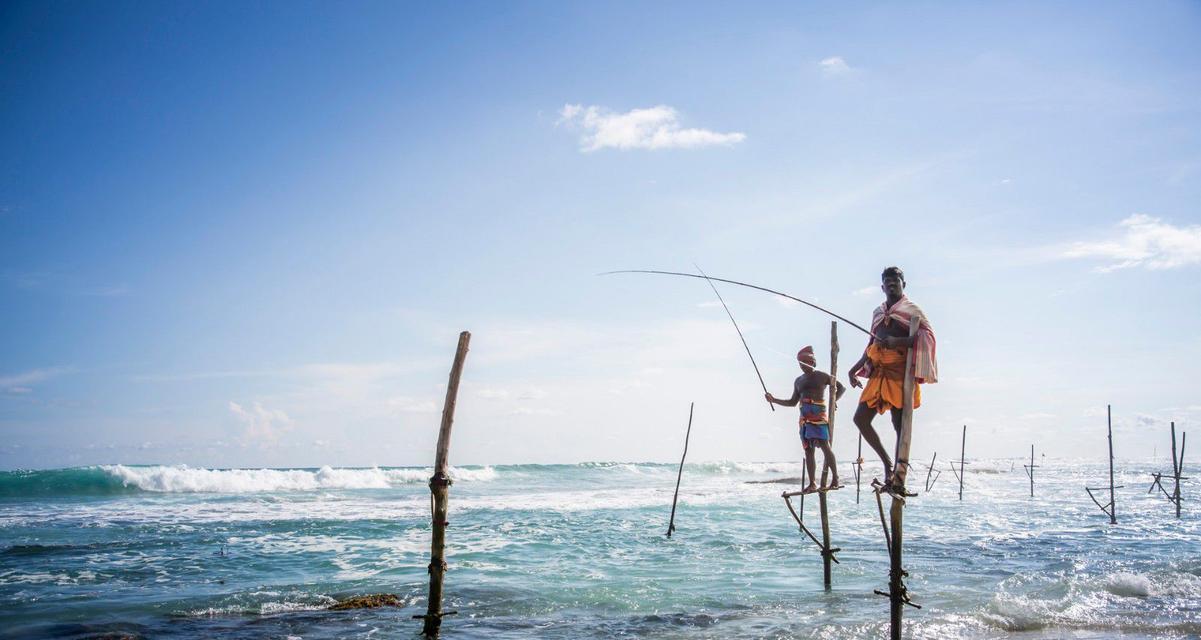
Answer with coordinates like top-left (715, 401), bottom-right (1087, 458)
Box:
top-left (518, 387), bottom-right (548, 400)
top-left (229, 401), bottom-right (293, 445)
top-left (0, 366), bottom-right (74, 393)
top-left (819, 56), bottom-right (853, 76)
top-left (557, 104), bottom-right (745, 152)
top-left (387, 396), bottom-right (439, 414)
top-left (852, 286), bottom-right (878, 296)
top-left (511, 406), bottom-right (557, 416)
top-left (1017, 412), bottom-right (1056, 421)
top-left (1062, 214), bottom-right (1201, 272)
top-left (477, 388), bottom-right (511, 400)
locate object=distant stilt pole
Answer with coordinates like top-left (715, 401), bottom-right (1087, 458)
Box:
top-left (1022, 445), bottom-right (1039, 498)
top-left (1108, 406), bottom-right (1116, 524)
top-left (1175, 426), bottom-right (1186, 519)
top-left (958, 425), bottom-right (966, 501)
top-left (1085, 405), bottom-right (1123, 523)
top-left (924, 452), bottom-right (940, 492)
top-left (419, 331), bottom-right (470, 638)
top-left (1151, 423), bottom-right (1189, 518)
top-left (666, 403), bottom-right (695, 537)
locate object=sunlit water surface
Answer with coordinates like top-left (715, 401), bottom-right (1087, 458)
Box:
top-left (1, 458), bottom-right (1197, 639)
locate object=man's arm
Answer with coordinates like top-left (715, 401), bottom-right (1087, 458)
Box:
top-left (766, 379), bottom-right (802, 407)
top-left (848, 349), bottom-right (869, 388)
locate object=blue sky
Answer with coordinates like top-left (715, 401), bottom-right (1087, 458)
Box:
top-left (2, 1), bottom-right (1200, 470)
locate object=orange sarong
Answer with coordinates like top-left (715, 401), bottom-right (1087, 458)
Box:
top-left (859, 343), bottom-right (921, 414)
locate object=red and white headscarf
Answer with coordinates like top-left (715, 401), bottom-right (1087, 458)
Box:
top-left (796, 345), bottom-right (816, 366)
top-left (856, 296), bottom-right (939, 384)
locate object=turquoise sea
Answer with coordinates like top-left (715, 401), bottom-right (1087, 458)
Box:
top-left (1, 458), bottom-right (1197, 639)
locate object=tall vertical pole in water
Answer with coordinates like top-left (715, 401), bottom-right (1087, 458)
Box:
top-left (1029, 445), bottom-right (1035, 498)
top-left (1107, 405), bottom-right (1116, 524)
top-left (958, 425), bottom-right (966, 501)
top-left (421, 331), bottom-right (471, 638)
top-left (1170, 422), bottom-right (1181, 519)
top-left (888, 319), bottom-right (921, 640)
top-left (819, 321), bottom-right (839, 588)
top-left (666, 403), bottom-right (694, 537)
top-left (855, 435), bottom-right (863, 504)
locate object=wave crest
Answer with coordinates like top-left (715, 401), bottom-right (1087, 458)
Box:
top-left (99, 465), bottom-right (496, 494)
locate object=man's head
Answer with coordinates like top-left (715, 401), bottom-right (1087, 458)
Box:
top-left (881, 266), bottom-right (905, 299)
top-left (797, 346), bottom-right (816, 373)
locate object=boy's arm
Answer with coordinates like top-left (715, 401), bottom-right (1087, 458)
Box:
top-left (766, 379), bottom-right (802, 407)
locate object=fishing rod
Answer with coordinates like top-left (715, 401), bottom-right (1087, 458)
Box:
top-left (601, 269), bottom-right (878, 339)
top-left (694, 264), bottom-right (774, 412)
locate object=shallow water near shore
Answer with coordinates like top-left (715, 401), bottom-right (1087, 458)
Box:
top-left (1, 458), bottom-right (1197, 639)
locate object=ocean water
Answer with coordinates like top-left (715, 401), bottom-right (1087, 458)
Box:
top-left (0, 458), bottom-right (1197, 639)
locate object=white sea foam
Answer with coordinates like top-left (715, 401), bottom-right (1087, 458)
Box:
top-left (1105, 572), bottom-right (1152, 597)
top-left (100, 464), bottom-right (496, 493)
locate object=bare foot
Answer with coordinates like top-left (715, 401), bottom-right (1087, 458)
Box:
top-left (801, 484), bottom-right (818, 494)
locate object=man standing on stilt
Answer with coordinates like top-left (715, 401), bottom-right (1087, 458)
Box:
top-left (847, 267), bottom-right (938, 490)
top-left (767, 346), bottom-right (846, 493)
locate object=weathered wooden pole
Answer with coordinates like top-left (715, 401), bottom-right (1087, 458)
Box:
top-left (1085, 406), bottom-right (1123, 523)
top-left (887, 319), bottom-right (921, 640)
top-left (1171, 422), bottom-right (1183, 519)
top-left (1107, 405), bottom-right (1116, 524)
top-left (1023, 444), bottom-right (1038, 497)
top-left (819, 490), bottom-right (833, 588)
top-left (419, 331), bottom-right (470, 638)
top-left (666, 402), bottom-right (695, 537)
top-left (1148, 423), bottom-right (1188, 516)
top-left (924, 452), bottom-right (939, 492)
top-left (855, 434), bottom-right (863, 504)
top-left (818, 321), bottom-right (838, 588)
top-left (957, 425), bottom-right (966, 500)
top-left (826, 322), bottom-right (839, 461)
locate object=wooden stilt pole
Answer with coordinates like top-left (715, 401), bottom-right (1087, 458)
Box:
top-left (1171, 423), bottom-right (1179, 518)
top-left (819, 321), bottom-right (838, 588)
top-left (1148, 422), bottom-right (1188, 517)
top-left (666, 403), bottom-right (695, 537)
top-left (418, 331), bottom-right (470, 638)
top-left (825, 322), bottom-right (839, 474)
top-left (1085, 405), bottom-right (1124, 523)
top-left (958, 425), bottom-right (966, 501)
top-left (888, 319), bottom-right (921, 640)
top-left (1107, 405), bottom-right (1116, 524)
top-left (819, 490), bottom-right (832, 588)
top-left (1023, 445), bottom-right (1039, 498)
top-left (923, 452), bottom-right (940, 492)
top-left (855, 434), bottom-right (863, 504)
top-left (1176, 428), bottom-right (1186, 519)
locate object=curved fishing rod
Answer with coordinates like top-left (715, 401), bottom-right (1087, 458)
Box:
top-left (694, 264), bottom-right (774, 412)
top-left (600, 269), bottom-right (878, 338)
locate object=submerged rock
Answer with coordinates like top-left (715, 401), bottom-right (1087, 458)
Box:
top-left (744, 476), bottom-right (803, 484)
top-left (327, 594), bottom-right (404, 610)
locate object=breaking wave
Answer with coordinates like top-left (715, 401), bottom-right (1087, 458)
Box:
top-left (0, 465), bottom-right (497, 496)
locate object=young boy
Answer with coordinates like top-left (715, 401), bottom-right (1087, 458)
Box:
top-left (766, 346), bottom-right (846, 493)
